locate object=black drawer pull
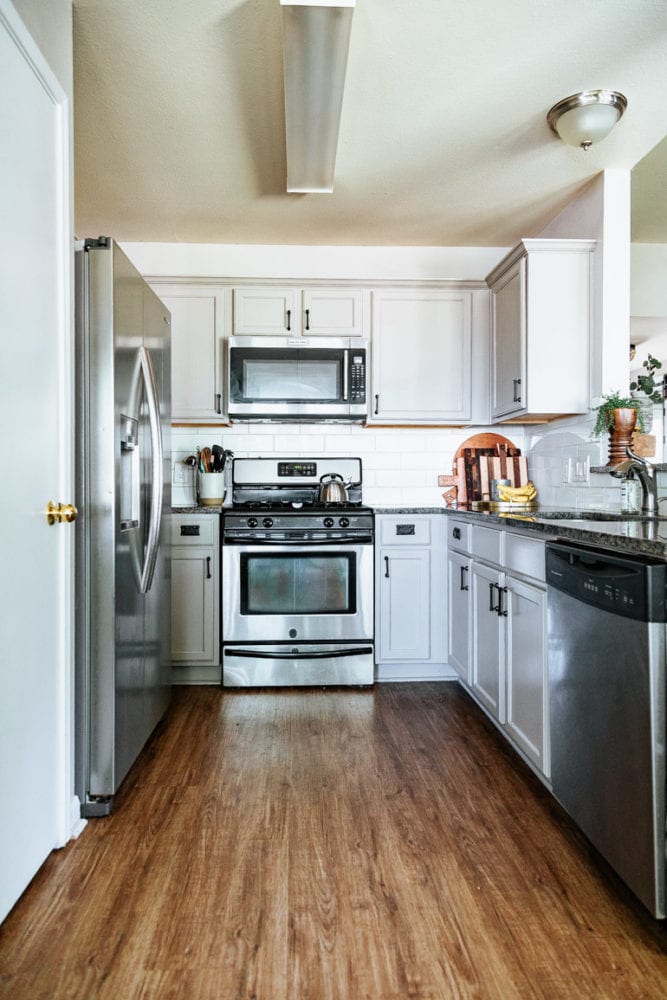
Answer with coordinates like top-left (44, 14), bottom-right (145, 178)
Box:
top-left (180, 525), bottom-right (200, 536)
top-left (384, 556), bottom-right (390, 578)
top-left (206, 556), bottom-right (212, 579)
top-left (396, 524), bottom-right (415, 536)
top-left (460, 565), bottom-right (469, 591)
top-left (453, 527), bottom-right (461, 540)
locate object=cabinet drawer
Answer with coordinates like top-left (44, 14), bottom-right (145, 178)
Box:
top-left (171, 516), bottom-right (218, 547)
top-left (471, 524), bottom-right (503, 564)
top-left (379, 516), bottom-right (431, 545)
top-left (447, 519), bottom-right (471, 552)
top-left (505, 532), bottom-right (545, 582)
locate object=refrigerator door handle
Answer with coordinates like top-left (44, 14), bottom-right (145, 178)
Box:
top-left (138, 346), bottom-right (163, 594)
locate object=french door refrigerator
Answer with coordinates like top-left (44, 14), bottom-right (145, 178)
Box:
top-left (75, 237), bottom-right (171, 817)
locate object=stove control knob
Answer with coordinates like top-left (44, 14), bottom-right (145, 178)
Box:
top-left (339, 517), bottom-right (350, 528)
top-left (262, 517), bottom-right (274, 528)
top-left (323, 517), bottom-right (335, 528)
top-left (247, 517), bottom-right (258, 528)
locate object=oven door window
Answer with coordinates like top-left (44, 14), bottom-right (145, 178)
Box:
top-left (230, 349), bottom-right (342, 403)
top-left (240, 552), bottom-right (356, 615)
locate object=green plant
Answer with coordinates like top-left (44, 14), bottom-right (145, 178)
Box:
top-left (591, 391), bottom-right (645, 438)
top-left (630, 353), bottom-right (663, 404)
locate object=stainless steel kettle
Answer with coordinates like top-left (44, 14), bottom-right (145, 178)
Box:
top-left (318, 473), bottom-right (348, 504)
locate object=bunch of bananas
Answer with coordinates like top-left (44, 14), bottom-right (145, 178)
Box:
top-left (496, 480), bottom-right (538, 504)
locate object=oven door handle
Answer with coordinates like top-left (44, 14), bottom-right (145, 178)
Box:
top-left (223, 535), bottom-right (374, 546)
top-left (225, 646), bottom-right (374, 660)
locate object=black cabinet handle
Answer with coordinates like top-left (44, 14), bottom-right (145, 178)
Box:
top-left (489, 582), bottom-right (496, 612)
top-left (460, 565), bottom-right (469, 591)
top-left (206, 556), bottom-right (212, 579)
top-left (497, 585), bottom-right (508, 617)
top-left (216, 393), bottom-right (222, 415)
top-left (286, 309), bottom-right (291, 331)
top-left (374, 394), bottom-right (379, 415)
top-left (512, 378), bottom-right (522, 403)
top-left (453, 527), bottom-right (461, 540)
top-left (305, 308), bottom-right (310, 331)
top-left (384, 556), bottom-right (390, 578)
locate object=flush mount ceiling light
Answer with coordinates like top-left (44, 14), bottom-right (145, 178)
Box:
top-left (547, 89), bottom-right (628, 150)
top-left (281, 0), bottom-right (356, 193)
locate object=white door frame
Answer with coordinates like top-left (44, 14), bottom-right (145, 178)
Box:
top-left (0, 0), bottom-right (77, 848)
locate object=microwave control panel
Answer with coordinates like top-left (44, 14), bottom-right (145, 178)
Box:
top-left (350, 352), bottom-right (366, 402)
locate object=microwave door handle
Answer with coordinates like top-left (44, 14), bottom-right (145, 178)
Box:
top-left (342, 349), bottom-right (349, 401)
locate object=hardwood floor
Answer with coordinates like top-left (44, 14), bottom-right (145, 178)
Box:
top-left (1, 683), bottom-right (666, 999)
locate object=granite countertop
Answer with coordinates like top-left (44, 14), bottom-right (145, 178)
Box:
top-left (172, 503), bottom-right (667, 557)
top-left (374, 505), bottom-right (667, 558)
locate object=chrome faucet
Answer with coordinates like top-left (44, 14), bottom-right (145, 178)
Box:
top-left (609, 447), bottom-right (658, 515)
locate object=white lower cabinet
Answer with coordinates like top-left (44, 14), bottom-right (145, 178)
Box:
top-left (376, 514), bottom-right (446, 676)
top-left (471, 559), bottom-right (504, 720)
top-left (448, 520), bottom-right (550, 778)
top-left (504, 575), bottom-right (547, 771)
top-left (446, 548), bottom-right (471, 682)
top-left (171, 515), bottom-right (220, 670)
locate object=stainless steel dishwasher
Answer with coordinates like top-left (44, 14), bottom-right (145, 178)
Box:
top-left (546, 540), bottom-right (667, 918)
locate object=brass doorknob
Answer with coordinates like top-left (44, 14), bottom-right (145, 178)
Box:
top-left (46, 501), bottom-right (78, 525)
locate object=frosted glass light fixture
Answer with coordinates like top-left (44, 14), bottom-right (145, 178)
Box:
top-left (281, 0), bottom-right (356, 193)
top-left (547, 90), bottom-right (627, 150)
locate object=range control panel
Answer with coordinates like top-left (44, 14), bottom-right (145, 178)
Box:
top-left (278, 462), bottom-right (317, 478)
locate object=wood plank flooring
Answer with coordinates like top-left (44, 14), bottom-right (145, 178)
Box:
top-left (1, 683), bottom-right (666, 999)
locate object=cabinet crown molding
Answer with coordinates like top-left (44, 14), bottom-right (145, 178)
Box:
top-left (485, 238), bottom-right (596, 287)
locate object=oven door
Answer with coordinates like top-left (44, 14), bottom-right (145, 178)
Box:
top-left (222, 540), bottom-right (374, 644)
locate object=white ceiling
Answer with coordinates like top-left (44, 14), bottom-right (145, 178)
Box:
top-left (72, 0), bottom-right (667, 247)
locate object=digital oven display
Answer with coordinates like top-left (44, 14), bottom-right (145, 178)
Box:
top-left (277, 462), bottom-right (317, 477)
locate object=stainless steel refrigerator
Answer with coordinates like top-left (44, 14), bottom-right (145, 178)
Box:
top-left (75, 237), bottom-right (171, 817)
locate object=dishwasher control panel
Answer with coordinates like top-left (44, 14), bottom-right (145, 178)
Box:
top-left (546, 542), bottom-right (667, 623)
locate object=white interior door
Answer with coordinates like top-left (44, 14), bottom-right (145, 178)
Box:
top-left (0, 0), bottom-right (74, 923)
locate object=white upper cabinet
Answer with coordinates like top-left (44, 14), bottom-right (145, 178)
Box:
top-left (486, 239), bottom-right (595, 422)
top-left (370, 289), bottom-right (473, 424)
top-left (232, 285), bottom-right (364, 337)
top-left (302, 287), bottom-right (364, 336)
top-left (154, 285), bottom-right (227, 423)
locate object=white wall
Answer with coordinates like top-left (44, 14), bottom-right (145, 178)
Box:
top-left (126, 177), bottom-right (636, 513)
top-left (11, 0), bottom-right (72, 99)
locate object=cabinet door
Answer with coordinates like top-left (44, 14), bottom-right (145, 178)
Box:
top-left (171, 546), bottom-right (218, 664)
top-left (159, 291), bottom-right (225, 422)
top-left (378, 547), bottom-right (431, 661)
top-left (370, 290), bottom-right (472, 423)
top-left (505, 576), bottom-right (549, 776)
top-left (302, 287), bottom-right (364, 336)
top-left (232, 286), bottom-right (300, 335)
top-left (470, 561), bottom-right (504, 721)
top-left (447, 550), bottom-right (470, 682)
top-left (491, 257), bottom-right (525, 419)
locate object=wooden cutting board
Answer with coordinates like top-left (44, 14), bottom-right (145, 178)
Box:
top-left (453, 433), bottom-right (520, 463)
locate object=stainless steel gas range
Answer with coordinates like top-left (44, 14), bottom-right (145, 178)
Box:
top-left (222, 457), bottom-right (374, 687)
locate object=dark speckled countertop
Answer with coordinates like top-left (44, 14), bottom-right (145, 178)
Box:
top-left (373, 505), bottom-right (667, 559)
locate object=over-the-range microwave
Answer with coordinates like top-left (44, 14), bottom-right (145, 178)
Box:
top-left (227, 336), bottom-right (368, 422)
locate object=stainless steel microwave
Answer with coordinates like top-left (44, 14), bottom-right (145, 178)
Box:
top-left (227, 336), bottom-right (368, 421)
